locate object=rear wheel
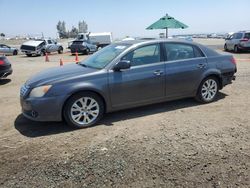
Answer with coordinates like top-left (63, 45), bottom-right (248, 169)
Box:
top-left (13, 50), bottom-right (18, 55)
top-left (63, 92), bottom-right (104, 128)
top-left (195, 77), bottom-right (219, 103)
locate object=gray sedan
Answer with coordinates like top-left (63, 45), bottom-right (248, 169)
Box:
top-left (20, 40), bottom-right (236, 128)
top-left (0, 44), bottom-right (18, 55)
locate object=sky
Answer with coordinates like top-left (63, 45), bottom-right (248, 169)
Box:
top-left (0, 0), bottom-right (250, 39)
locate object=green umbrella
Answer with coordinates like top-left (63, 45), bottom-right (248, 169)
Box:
top-left (146, 14), bottom-right (188, 38)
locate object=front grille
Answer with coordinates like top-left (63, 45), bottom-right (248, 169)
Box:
top-left (20, 45), bottom-right (36, 51)
top-left (20, 85), bottom-right (30, 97)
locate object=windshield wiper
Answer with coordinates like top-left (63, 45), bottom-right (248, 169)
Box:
top-left (78, 63), bottom-right (87, 67)
top-left (78, 63), bottom-right (99, 69)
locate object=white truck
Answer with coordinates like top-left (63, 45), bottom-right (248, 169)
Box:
top-left (76, 32), bottom-right (113, 49)
top-left (20, 39), bottom-right (63, 57)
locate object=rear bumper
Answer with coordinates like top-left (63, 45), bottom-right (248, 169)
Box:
top-left (238, 45), bottom-right (250, 51)
top-left (70, 46), bottom-right (87, 54)
top-left (221, 70), bottom-right (236, 87)
top-left (0, 67), bottom-right (12, 78)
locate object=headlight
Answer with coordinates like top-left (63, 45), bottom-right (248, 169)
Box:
top-left (29, 85), bottom-right (52, 98)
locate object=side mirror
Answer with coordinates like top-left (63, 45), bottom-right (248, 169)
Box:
top-left (113, 60), bottom-right (131, 71)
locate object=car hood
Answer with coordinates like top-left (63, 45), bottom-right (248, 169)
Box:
top-left (22, 40), bottom-right (44, 47)
top-left (26, 64), bottom-right (97, 87)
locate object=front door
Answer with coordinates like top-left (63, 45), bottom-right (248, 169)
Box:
top-left (108, 44), bottom-right (165, 109)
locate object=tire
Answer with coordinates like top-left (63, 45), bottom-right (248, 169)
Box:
top-left (234, 45), bottom-right (239, 53)
top-left (13, 50), bottom-right (18, 55)
top-left (224, 44), bottom-right (228, 51)
top-left (63, 92), bottom-right (104, 128)
top-left (195, 76), bottom-right (219, 103)
top-left (85, 48), bottom-right (90, 55)
top-left (40, 50), bottom-right (46, 56)
top-left (58, 47), bottom-right (63, 54)
top-left (26, 54), bottom-right (32, 57)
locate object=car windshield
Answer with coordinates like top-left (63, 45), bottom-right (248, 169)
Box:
top-left (80, 44), bottom-right (131, 69)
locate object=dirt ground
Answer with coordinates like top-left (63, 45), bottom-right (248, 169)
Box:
top-left (0, 39), bottom-right (250, 187)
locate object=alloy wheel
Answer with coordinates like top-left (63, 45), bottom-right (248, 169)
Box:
top-left (70, 97), bottom-right (100, 126)
top-left (201, 79), bottom-right (218, 102)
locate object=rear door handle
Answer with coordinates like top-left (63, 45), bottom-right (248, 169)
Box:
top-left (154, 70), bottom-right (163, 76)
top-left (197, 63), bottom-right (206, 69)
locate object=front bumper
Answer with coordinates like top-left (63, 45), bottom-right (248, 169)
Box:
top-left (20, 95), bottom-right (67, 122)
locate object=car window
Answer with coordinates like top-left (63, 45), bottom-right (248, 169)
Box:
top-left (244, 33), bottom-right (250, 39)
top-left (236, 33), bottom-right (243, 39)
top-left (122, 44), bottom-right (160, 67)
top-left (164, 43), bottom-right (198, 61)
top-left (47, 40), bottom-right (52, 44)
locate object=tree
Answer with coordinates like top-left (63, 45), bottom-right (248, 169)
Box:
top-left (56, 20), bottom-right (88, 38)
top-left (56, 21), bottom-right (67, 38)
top-left (0, 33), bottom-right (5, 37)
top-left (78, 20), bottom-right (88, 33)
top-left (69, 26), bottom-right (78, 38)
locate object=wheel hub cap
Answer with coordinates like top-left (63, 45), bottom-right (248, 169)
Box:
top-left (70, 97), bottom-right (99, 125)
top-left (201, 79), bottom-right (217, 101)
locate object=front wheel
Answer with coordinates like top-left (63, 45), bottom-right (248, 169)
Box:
top-left (224, 44), bottom-right (228, 51)
top-left (234, 45), bottom-right (239, 53)
top-left (85, 48), bottom-right (90, 55)
top-left (63, 92), bottom-right (104, 128)
top-left (58, 47), bottom-right (63, 54)
top-left (195, 77), bottom-right (219, 103)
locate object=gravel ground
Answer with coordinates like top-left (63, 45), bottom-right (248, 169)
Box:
top-left (0, 40), bottom-right (250, 187)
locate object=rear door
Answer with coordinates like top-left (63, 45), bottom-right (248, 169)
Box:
top-left (163, 42), bottom-right (207, 98)
top-left (108, 43), bottom-right (165, 108)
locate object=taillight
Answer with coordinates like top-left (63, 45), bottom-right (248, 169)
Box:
top-left (231, 57), bottom-right (237, 65)
top-left (240, 38), bottom-right (249, 42)
top-left (0, 60), bottom-right (5, 65)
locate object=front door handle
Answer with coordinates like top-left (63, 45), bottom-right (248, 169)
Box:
top-left (154, 70), bottom-right (163, 76)
top-left (197, 63), bottom-right (206, 69)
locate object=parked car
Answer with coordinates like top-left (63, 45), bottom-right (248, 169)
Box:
top-left (20, 40), bottom-right (237, 128)
top-left (70, 40), bottom-right (97, 55)
top-left (224, 31), bottom-right (250, 52)
top-left (0, 56), bottom-right (12, 79)
top-left (0, 44), bottom-right (18, 55)
top-left (20, 39), bottom-right (63, 57)
top-left (77, 32), bottom-right (113, 49)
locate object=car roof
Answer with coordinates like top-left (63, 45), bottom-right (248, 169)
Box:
top-left (115, 39), bottom-right (219, 57)
top-left (116, 39), bottom-right (197, 46)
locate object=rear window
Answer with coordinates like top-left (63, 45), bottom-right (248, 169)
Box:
top-left (235, 33), bottom-right (243, 39)
top-left (72, 41), bottom-right (84, 45)
top-left (244, 33), bottom-right (250, 39)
